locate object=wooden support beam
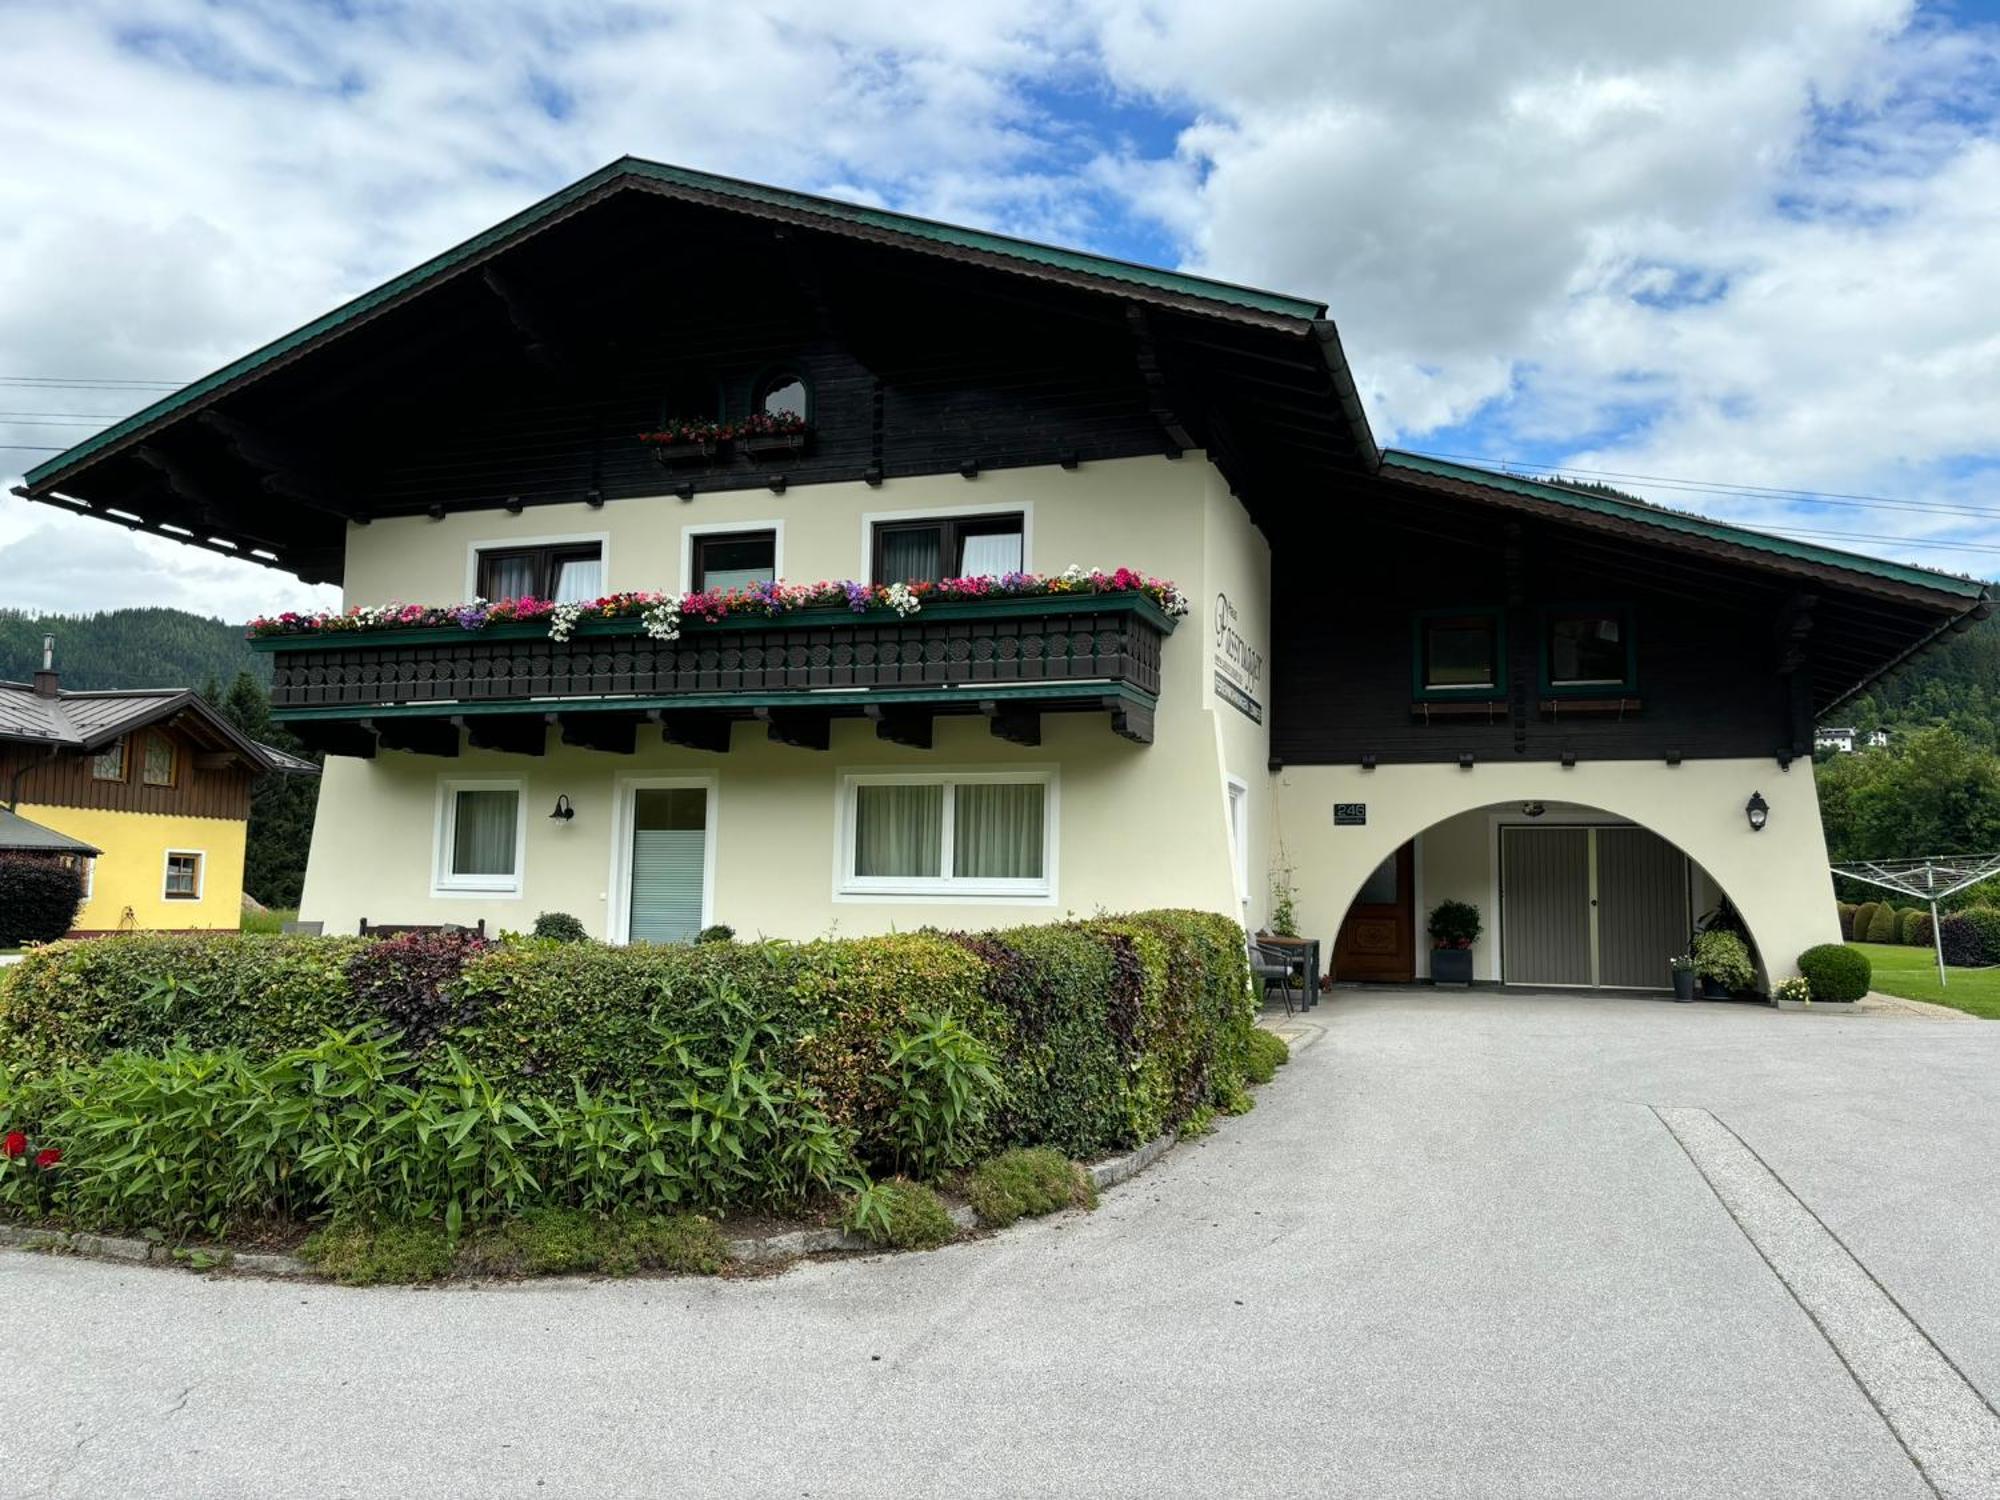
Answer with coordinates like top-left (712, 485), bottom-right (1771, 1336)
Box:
top-left (1104, 698), bottom-right (1154, 745)
top-left (289, 720), bottom-right (377, 760)
top-left (458, 714), bottom-right (548, 756)
top-left (866, 704), bottom-right (933, 749)
top-left (367, 717), bottom-right (458, 757)
top-left (656, 711), bottom-right (732, 754)
top-left (133, 445), bottom-right (292, 557)
top-left (197, 411), bottom-right (372, 524)
top-left (757, 706), bottom-right (830, 751)
top-left (558, 712), bottom-right (639, 754)
top-left (982, 701), bottom-right (1041, 747)
top-left (482, 265), bottom-right (577, 379)
top-left (1126, 305), bottom-right (1196, 458)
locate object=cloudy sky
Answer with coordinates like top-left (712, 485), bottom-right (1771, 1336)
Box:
top-left (2, 0), bottom-right (1997, 621)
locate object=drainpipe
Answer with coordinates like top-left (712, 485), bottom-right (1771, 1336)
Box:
top-left (5, 745), bottom-right (57, 813)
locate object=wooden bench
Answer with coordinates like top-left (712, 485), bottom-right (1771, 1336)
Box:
top-left (357, 918), bottom-right (488, 938)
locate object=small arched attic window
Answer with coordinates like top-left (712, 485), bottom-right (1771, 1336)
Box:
top-left (754, 369), bottom-right (810, 424)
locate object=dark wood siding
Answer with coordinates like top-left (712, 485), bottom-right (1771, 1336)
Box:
top-left (2, 731), bottom-right (254, 821)
top-left (1269, 507), bottom-right (1793, 765)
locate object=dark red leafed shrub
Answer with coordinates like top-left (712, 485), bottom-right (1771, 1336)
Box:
top-left (1909, 910), bottom-right (1934, 949)
top-left (0, 856), bottom-right (84, 948)
top-left (1937, 913), bottom-right (1991, 968)
top-left (344, 930), bottom-right (489, 1050)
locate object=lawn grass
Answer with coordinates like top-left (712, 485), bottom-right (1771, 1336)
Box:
top-left (1850, 942), bottom-right (2000, 1019)
top-left (238, 907), bottom-right (299, 936)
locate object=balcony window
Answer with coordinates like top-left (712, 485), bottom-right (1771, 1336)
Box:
top-left (91, 737), bottom-right (126, 781)
top-left (141, 732), bottom-right (176, 787)
top-left (690, 530), bottom-right (777, 593)
top-left (841, 770), bottom-right (1054, 899)
top-left (476, 542), bottom-right (602, 604)
top-left (163, 850), bottom-right (203, 900)
top-left (434, 780), bottom-right (524, 895)
top-left (872, 513), bottom-right (1024, 584)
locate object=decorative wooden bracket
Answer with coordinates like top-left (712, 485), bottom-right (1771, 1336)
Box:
top-left (366, 717), bottom-right (459, 757)
top-left (757, 707), bottom-right (830, 750)
top-left (1104, 696), bottom-right (1154, 744)
top-left (865, 705), bottom-right (933, 749)
top-left (982, 701), bottom-right (1041, 746)
top-left (1126, 306), bottom-right (1195, 459)
top-left (656, 712), bottom-right (732, 754)
top-left (558, 713), bottom-right (641, 755)
top-left (198, 411), bottom-right (372, 525)
top-left (456, 714), bottom-right (548, 756)
top-left (482, 265), bottom-right (577, 379)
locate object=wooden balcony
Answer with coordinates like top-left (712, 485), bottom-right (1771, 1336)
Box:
top-left (250, 593), bottom-right (1174, 755)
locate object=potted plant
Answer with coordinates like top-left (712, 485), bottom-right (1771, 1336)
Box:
top-left (1670, 953), bottom-right (1696, 1002)
top-left (736, 409), bottom-right (810, 458)
top-left (1772, 976), bottom-right (1814, 1012)
top-left (638, 417), bottom-right (733, 463)
top-left (1265, 867), bottom-right (1299, 939)
top-left (1428, 899), bottom-right (1481, 986)
top-left (1692, 928), bottom-right (1755, 1000)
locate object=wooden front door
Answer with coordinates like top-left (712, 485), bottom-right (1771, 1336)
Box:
top-left (1334, 842), bottom-right (1415, 982)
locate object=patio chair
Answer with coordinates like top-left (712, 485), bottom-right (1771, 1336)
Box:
top-left (1250, 939), bottom-right (1305, 1016)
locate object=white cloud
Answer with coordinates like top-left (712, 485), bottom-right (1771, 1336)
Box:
top-left (1, 0), bottom-right (1996, 610)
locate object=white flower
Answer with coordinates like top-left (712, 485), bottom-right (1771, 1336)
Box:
top-left (884, 582), bottom-right (922, 617)
top-left (547, 602), bottom-right (585, 643)
top-left (641, 599), bottom-right (682, 641)
top-left (1060, 564), bottom-right (1088, 584)
top-left (1159, 585), bottom-right (1191, 618)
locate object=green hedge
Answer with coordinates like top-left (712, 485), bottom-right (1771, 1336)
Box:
top-left (1796, 944), bottom-right (1871, 1003)
top-left (0, 908), bottom-right (1252, 1166)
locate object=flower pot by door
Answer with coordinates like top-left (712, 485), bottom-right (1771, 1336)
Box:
top-left (1432, 947), bottom-right (1473, 986)
top-left (1672, 969), bottom-right (1696, 1002)
top-left (1700, 977), bottom-right (1731, 1000)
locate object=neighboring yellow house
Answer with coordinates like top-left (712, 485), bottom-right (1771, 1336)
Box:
top-left (1, 648), bottom-right (315, 934)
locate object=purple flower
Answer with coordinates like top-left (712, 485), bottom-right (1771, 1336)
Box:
top-left (843, 581), bottom-right (872, 613)
top-left (452, 604), bottom-right (489, 631)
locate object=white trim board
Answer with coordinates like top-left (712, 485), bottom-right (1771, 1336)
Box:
top-left (431, 777), bottom-right (528, 898)
top-left (831, 765), bottom-right (1059, 905)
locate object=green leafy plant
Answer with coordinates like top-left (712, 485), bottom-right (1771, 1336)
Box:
top-left (1774, 976), bottom-right (1813, 1005)
top-left (301, 1220), bottom-right (454, 1285)
top-left (872, 1010), bottom-right (1002, 1179)
top-left (846, 1178), bottom-right (956, 1250)
top-left (530, 912), bottom-right (589, 943)
top-left (964, 1147), bottom-right (1094, 1228)
top-left (1427, 900), bottom-right (1482, 950)
top-left (1692, 929), bottom-right (1756, 993)
top-left (1267, 867), bottom-right (1299, 937)
top-left (1796, 944), bottom-right (1870, 1003)
top-left (1243, 1027), bottom-right (1288, 1085)
top-left (695, 924), bottom-right (736, 944)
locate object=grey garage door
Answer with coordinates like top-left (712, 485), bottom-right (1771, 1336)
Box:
top-left (1501, 825), bottom-right (1691, 989)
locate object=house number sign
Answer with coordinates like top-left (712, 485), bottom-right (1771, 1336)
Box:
top-left (1333, 803), bottom-right (1366, 826)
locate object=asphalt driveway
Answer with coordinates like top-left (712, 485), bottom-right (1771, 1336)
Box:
top-left (5, 992), bottom-right (2000, 1499)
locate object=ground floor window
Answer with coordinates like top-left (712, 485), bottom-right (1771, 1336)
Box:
top-left (434, 779), bottom-right (524, 895)
top-left (163, 850), bottom-right (203, 900)
top-left (839, 770), bottom-right (1054, 898)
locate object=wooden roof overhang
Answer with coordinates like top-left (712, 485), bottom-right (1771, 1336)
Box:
top-left (1361, 454), bottom-right (1993, 715)
top-left (11, 158), bottom-right (1377, 583)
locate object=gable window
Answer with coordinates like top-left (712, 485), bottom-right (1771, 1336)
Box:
top-left (755, 369), bottom-right (809, 422)
top-left (840, 770), bottom-right (1055, 899)
top-left (163, 850), bottom-right (203, 901)
top-left (1415, 610), bottom-right (1504, 697)
top-left (434, 780), bottom-right (524, 896)
top-left (91, 737), bottom-right (127, 781)
top-left (872, 513), bottom-right (1024, 584)
top-left (1545, 607), bottom-right (1635, 692)
top-left (476, 542), bottom-right (602, 604)
top-left (691, 530), bottom-right (777, 593)
top-left (141, 732), bottom-right (176, 787)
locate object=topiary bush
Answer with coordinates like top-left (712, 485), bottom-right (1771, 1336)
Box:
top-left (528, 912), bottom-right (588, 943)
top-left (1897, 908), bottom-right (1927, 947)
top-left (1849, 902), bottom-right (1880, 946)
top-left (0, 857), bottom-right (84, 948)
top-left (1909, 910), bottom-right (1934, 949)
top-left (1836, 902), bottom-right (1857, 940)
top-left (1796, 944), bottom-right (1871, 1003)
top-left (1864, 904), bottom-right (1902, 944)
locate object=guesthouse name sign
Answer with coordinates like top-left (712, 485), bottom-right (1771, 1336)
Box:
top-left (1213, 592), bottom-right (1266, 724)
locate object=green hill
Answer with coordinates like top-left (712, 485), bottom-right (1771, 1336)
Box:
top-left (0, 608), bottom-right (268, 691)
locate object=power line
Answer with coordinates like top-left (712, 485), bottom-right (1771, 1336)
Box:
top-left (0, 444), bottom-right (65, 452)
top-left (0, 376), bottom-right (186, 389)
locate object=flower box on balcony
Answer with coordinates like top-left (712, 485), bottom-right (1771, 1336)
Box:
top-left (648, 438), bottom-right (723, 465)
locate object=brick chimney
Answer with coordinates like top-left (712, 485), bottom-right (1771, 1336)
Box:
top-left (32, 634), bottom-right (58, 698)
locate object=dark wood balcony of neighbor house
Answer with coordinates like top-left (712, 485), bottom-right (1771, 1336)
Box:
top-left (249, 593), bottom-right (1173, 756)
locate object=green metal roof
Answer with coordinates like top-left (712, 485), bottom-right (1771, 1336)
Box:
top-left (1384, 451), bottom-right (1991, 603)
top-left (22, 157), bottom-right (1325, 491)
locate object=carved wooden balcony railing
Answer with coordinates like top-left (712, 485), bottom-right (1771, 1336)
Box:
top-left (249, 593), bottom-right (1174, 753)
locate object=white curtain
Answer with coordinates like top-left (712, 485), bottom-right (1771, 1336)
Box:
top-left (453, 789), bottom-right (518, 876)
top-left (485, 555), bottom-right (536, 601)
top-left (958, 530), bottom-right (1022, 578)
top-left (854, 784), bottom-right (943, 877)
top-left (954, 783), bottom-right (1044, 879)
top-left (554, 557), bottom-right (602, 603)
top-left (880, 529), bottom-right (942, 584)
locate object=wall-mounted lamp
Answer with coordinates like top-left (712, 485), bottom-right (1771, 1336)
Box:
top-left (550, 794), bottom-right (575, 822)
top-left (1521, 802), bottom-right (1547, 818)
top-left (1745, 790), bottom-right (1769, 832)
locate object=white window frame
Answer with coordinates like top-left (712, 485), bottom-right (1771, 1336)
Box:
top-left (680, 519), bottom-right (786, 593)
top-left (432, 777), bottom-right (528, 897)
top-left (79, 855), bottom-right (95, 902)
top-left (834, 766), bottom-right (1058, 903)
top-left (1225, 776), bottom-right (1250, 920)
top-left (463, 531), bottom-right (611, 601)
top-left (161, 848), bottom-right (205, 902)
top-left (857, 501), bottom-right (1034, 582)
top-left (604, 773), bottom-right (720, 945)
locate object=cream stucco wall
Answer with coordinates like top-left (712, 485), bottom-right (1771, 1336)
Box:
top-left (301, 456), bottom-right (1273, 940)
top-left (1279, 759), bottom-right (1839, 985)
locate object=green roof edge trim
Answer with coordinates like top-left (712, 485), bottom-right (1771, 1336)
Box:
top-left (22, 156), bottom-right (1323, 490)
top-left (1383, 451), bottom-right (1990, 602)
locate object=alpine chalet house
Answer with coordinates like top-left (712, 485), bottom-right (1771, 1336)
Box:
top-left (14, 160), bottom-right (1988, 987)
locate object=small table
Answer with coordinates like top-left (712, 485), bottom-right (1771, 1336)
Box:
top-left (1255, 933), bottom-right (1322, 1007)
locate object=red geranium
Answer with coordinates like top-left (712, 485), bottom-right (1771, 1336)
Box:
top-left (35, 1148), bottom-right (61, 1170)
top-left (2, 1130), bottom-right (25, 1159)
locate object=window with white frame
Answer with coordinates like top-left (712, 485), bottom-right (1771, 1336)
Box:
top-left (163, 850), bottom-right (203, 901)
top-left (475, 541), bottom-right (602, 603)
top-left (435, 780), bottom-right (524, 894)
top-left (839, 770), bottom-right (1054, 898)
top-left (1226, 779), bottom-right (1249, 917)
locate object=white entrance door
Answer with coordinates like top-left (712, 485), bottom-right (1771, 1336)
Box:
top-left (1500, 824), bottom-right (1690, 989)
top-left (613, 777), bottom-right (715, 944)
